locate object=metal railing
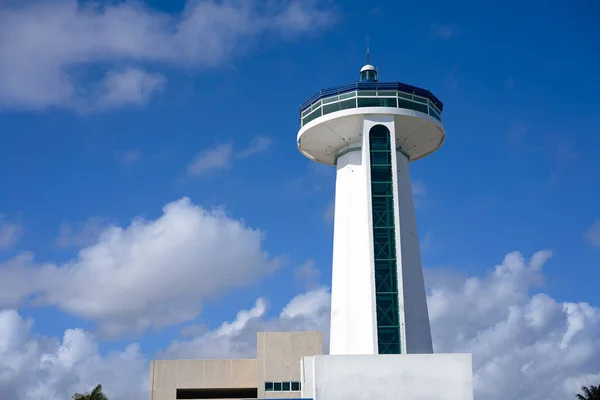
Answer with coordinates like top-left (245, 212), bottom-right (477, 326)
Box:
top-left (300, 81), bottom-right (443, 113)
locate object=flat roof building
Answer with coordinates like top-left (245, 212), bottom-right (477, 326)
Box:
top-left (150, 331), bottom-right (323, 400)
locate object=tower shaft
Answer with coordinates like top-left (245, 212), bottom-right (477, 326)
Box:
top-left (329, 115), bottom-right (433, 355)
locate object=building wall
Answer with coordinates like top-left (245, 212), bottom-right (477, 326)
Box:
top-left (301, 354), bottom-right (473, 400)
top-left (149, 331), bottom-right (323, 400)
top-left (329, 131), bottom-right (378, 355)
top-left (393, 145), bottom-right (433, 354)
top-left (257, 331), bottom-right (323, 398)
top-left (149, 359), bottom-right (257, 400)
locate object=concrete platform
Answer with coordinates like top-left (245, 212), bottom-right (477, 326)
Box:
top-left (300, 354), bottom-right (473, 400)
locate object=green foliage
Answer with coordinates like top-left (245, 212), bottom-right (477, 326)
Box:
top-left (576, 384), bottom-right (600, 400)
top-left (74, 384), bottom-right (108, 400)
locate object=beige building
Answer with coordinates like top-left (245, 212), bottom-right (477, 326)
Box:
top-left (150, 331), bottom-right (323, 400)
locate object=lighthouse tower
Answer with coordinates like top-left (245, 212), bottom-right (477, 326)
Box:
top-left (297, 56), bottom-right (445, 356)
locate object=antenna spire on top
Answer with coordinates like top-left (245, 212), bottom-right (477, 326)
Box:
top-left (365, 36), bottom-right (370, 64)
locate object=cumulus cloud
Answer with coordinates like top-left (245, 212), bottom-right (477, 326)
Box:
top-left (294, 259), bottom-right (322, 289)
top-left (161, 286), bottom-right (331, 360)
top-left (188, 143), bottom-right (234, 176)
top-left (156, 249), bottom-right (600, 400)
top-left (585, 220), bottom-right (600, 248)
top-left (0, 287), bottom-right (330, 400)
top-left (322, 200), bottom-right (335, 223)
top-left (187, 136), bottom-right (273, 176)
top-left (0, 215), bottom-right (23, 250)
top-left (0, 197), bottom-right (278, 337)
top-left (237, 136), bottom-right (272, 159)
top-left (0, 250), bottom-right (599, 400)
top-left (56, 216), bottom-right (110, 249)
top-left (94, 67), bottom-right (166, 111)
top-left (428, 250), bottom-right (600, 400)
top-left (0, 0), bottom-right (337, 111)
top-left (0, 310), bottom-right (148, 400)
top-left (159, 250), bottom-right (600, 400)
top-left (116, 149), bottom-right (142, 164)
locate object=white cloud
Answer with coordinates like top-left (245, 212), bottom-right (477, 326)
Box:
top-left (0, 0), bottom-right (336, 111)
top-left (585, 220), bottom-right (600, 248)
top-left (0, 215), bottom-right (23, 250)
top-left (94, 68), bottom-right (165, 110)
top-left (294, 259), bottom-right (321, 289)
top-left (161, 287), bottom-right (331, 360)
top-left (0, 310), bottom-right (148, 400)
top-left (0, 287), bottom-right (330, 400)
top-left (1, 250), bottom-right (599, 399)
top-left (428, 250), bottom-right (600, 400)
top-left (237, 136), bottom-right (272, 159)
top-left (187, 136), bottom-right (273, 176)
top-left (116, 149), bottom-right (142, 164)
top-left (187, 143), bottom-right (234, 176)
top-left (162, 250), bottom-right (600, 400)
top-left (322, 200), bottom-right (335, 223)
top-left (0, 197), bottom-right (278, 337)
top-left (56, 217), bottom-right (110, 249)
top-left (412, 180), bottom-right (428, 208)
top-left (0, 252), bottom-right (41, 307)
top-left (160, 249), bottom-right (600, 400)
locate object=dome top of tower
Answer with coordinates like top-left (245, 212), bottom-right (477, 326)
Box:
top-left (359, 64), bottom-right (378, 82)
top-left (360, 64), bottom-right (376, 73)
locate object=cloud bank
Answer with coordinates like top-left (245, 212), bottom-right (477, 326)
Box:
top-left (0, 0), bottom-right (336, 111)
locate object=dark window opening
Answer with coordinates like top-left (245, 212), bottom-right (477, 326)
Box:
top-left (369, 124), bottom-right (402, 355)
top-left (176, 388), bottom-right (257, 399)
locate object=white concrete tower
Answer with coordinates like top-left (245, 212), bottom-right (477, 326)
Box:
top-left (297, 61), bottom-right (445, 356)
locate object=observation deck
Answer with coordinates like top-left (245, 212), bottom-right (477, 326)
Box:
top-left (299, 81), bottom-right (443, 127)
top-left (297, 80), bottom-right (445, 166)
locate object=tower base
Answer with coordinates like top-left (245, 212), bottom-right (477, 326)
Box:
top-left (301, 354), bottom-right (473, 400)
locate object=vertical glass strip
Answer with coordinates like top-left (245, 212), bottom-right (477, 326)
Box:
top-left (369, 124), bottom-right (402, 354)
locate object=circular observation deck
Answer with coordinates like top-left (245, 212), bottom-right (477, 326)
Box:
top-left (297, 81), bottom-right (445, 166)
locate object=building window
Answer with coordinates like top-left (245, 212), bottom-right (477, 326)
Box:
top-left (264, 381), bottom-right (301, 392)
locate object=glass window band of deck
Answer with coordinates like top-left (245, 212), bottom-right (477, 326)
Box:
top-left (300, 91), bottom-right (442, 127)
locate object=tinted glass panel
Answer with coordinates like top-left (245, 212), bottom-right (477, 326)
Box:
top-left (302, 108), bottom-right (322, 126)
top-left (397, 99), bottom-right (428, 113)
top-left (369, 124), bottom-right (402, 355)
top-left (358, 98), bottom-right (397, 108)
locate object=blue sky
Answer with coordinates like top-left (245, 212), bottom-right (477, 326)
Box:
top-left (0, 1), bottom-right (599, 399)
